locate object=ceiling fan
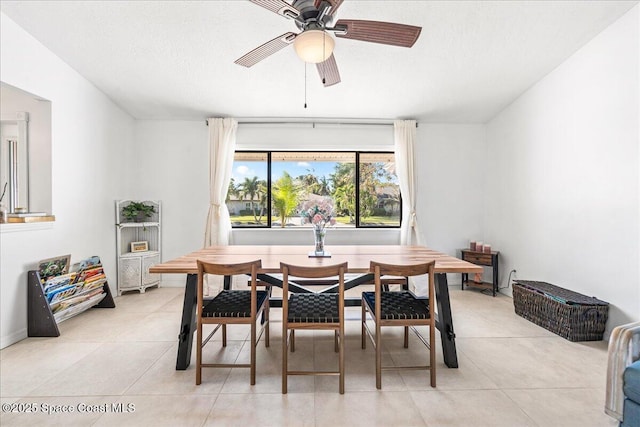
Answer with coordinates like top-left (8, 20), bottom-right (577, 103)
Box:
top-left (234, 0), bottom-right (422, 87)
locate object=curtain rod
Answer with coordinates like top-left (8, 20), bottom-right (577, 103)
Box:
top-left (205, 119), bottom-right (418, 127)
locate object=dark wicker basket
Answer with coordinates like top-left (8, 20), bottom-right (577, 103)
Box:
top-left (512, 280), bottom-right (608, 341)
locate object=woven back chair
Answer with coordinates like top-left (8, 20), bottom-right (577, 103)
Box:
top-left (196, 259), bottom-right (270, 385)
top-left (281, 262), bottom-right (348, 394)
top-left (362, 260), bottom-right (436, 389)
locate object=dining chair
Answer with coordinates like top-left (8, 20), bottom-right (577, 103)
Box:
top-left (281, 261), bottom-right (348, 394)
top-left (196, 259), bottom-right (270, 385)
top-left (362, 260), bottom-right (437, 388)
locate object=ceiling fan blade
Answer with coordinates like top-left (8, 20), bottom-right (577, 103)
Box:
top-left (316, 54), bottom-right (340, 87)
top-left (314, 0), bottom-right (344, 16)
top-left (234, 32), bottom-right (297, 67)
top-left (249, 0), bottom-right (300, 19)
top-left (334, 19), bottom-right (421, 47)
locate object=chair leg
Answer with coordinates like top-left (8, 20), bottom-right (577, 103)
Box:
top-left (334, 330), bottom-right (338, 353)
top-left (282, 325), bottom-right (288, 394)
top-left (222, 324), bottom-right (227, 347)
top-left (376, 322), bottom-right (382, 389)
top-left (250, 321), bottom-right (257, 385)
top-left (265, 300), bottom-right (270, 348)
top-left (361, 300), bottom-right (366, 349)
top-left (339, 328), bottom-right (345, 394)
top-left (196, 320), bottom-right (203, 385)
top-left (404, 326), bottom-right (409, 348)
top-left (430, 323), bottom-right (436, 388)
top-left (291, 329), bottom-right (295, 353)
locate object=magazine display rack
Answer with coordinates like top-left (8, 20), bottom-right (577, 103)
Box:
top-left (27, 256), bottom-right (115, 337)
top-left (115, 200), bottom-right (161, 295)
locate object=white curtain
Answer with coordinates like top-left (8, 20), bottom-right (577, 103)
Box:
top-left (394, 119), bottom-right (423, 246)
top-left (394, 119), bottom-right (426, 295)
top-left (204, 118), bottom-right (238, 247)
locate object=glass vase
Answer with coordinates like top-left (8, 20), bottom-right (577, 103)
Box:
top-left (313, 226), bottom-right (326, 255)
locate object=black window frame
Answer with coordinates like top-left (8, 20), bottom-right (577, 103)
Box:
top-left (229, 150), bottom-right (401, 229)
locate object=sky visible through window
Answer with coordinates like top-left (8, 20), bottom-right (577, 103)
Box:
top-left (232, 162), bottom-right (265, 182)
top-left (232, 161), bottom-right (337, 182)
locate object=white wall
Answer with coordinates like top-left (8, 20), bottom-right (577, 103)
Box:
top-left (485, 6), bottom-right (640, 332)
top-left (416, 124), bottom-right (486, 259)
top-left (132, 121), bottom-right (486, 286)
top-left (130, 120), bottom-right (209, 275)
top-left (0, 13), bottom-right (135, 348)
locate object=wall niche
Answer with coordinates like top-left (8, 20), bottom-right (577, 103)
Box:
top-left (0, 82), bottom-right (52, 216)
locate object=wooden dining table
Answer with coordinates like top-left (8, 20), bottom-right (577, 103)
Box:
top-left (149, 245), bottom-right (483, 370)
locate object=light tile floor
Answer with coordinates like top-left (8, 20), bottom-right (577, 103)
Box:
top-left (0, 285), bottom-right (617, 426)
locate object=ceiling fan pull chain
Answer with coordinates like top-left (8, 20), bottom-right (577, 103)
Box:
top-left (322, 33), bottom-right (327, 85)
top-left (304, 62), bottom-right (308, 108)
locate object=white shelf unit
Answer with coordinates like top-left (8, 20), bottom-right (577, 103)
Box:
top-left (115, 200), bottom-right (162, 295)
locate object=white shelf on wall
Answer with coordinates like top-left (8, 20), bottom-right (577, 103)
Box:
top-left (119, 250), bottom-right (160, 258)
top-left (118, 222), bottom-right (160, 228)
top-left (1, 222), bottom-right (55, 233)
top-left (115, 200), bottom-right (162, 295)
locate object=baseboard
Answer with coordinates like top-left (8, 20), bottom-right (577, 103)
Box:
top-left (1, 328), bottom-right (27, 349)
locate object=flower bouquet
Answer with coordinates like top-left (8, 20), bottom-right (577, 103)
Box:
top-left (301, 198), bottom-right (336, 256)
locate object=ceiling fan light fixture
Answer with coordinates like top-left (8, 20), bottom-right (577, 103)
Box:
top-left (293, 30), bottom-right (335, 63)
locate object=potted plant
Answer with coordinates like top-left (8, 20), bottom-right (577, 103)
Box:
top-left (121, 201), bottom-right (156, 223)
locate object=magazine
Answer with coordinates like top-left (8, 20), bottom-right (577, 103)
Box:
top-left (52, 289), bottom-right (105, 315)
top-left (70, 256), bottom-right (102, 273)
top-left (46, 284), bottom-right (77, 303)
top-left (82, 277), bottom-right (107, 292)
top-left (37, 254), bottom-right (71, 283)
top-left (75, 266), bottom-right (104, 284)
top-left (43, 273), bottom-right (76, 293)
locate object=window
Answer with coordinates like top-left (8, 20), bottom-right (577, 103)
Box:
top-left (226, 152), bottom-right (268, 224)
top-left (359, 153), bottom-right (401, 226)
top-left (227, 151), bottom-right (400, 228)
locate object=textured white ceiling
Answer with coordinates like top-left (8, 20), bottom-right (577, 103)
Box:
top-left (1, 1), bottom-right (636, 122)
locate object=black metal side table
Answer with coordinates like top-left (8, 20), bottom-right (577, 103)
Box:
top-left (460, 249), bottom-right (500, 297)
